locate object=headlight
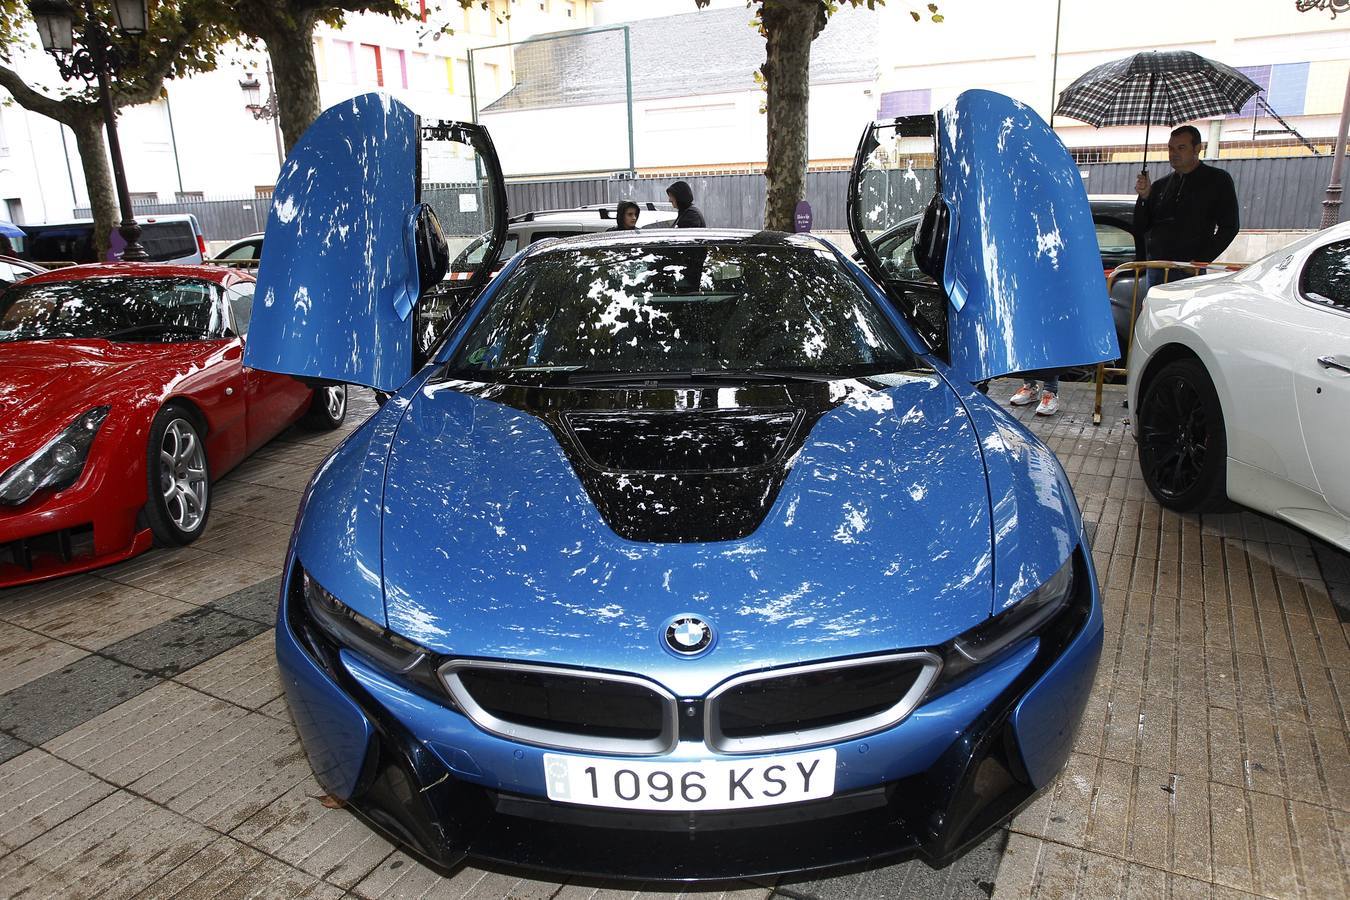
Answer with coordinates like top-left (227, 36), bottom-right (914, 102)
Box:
top-left (302, 572), bottom-right (427, 674)
top-left (956, 556), bottom-right (1075, 663)
top-left (0, 407), bottom-right (110, 506)
top-left (936, 555), bottom-right (1076, 688)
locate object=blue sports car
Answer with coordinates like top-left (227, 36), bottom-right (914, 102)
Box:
top-left (245, 90), bottom-right (1118, 879)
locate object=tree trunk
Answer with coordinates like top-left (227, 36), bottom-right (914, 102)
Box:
top-left (761, 0), bottom-right (824, 232)
top-left (262, 14), bottom-right (322, 155)
top-left (69, 112), bottom-right (119, 262)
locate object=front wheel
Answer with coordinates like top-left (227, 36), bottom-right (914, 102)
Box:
top-left (1136, 358), bottom-right (1228, 513)
top-left (302, 384), bottom-right (347, 430)
top-left (145, 403), bottom-right (211, 546)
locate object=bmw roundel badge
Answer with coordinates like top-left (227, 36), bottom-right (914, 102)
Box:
top-left (665, 616), bottom-right (713, 655)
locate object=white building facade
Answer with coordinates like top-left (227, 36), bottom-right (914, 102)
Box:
top-left (0, 0), bottom-right (598, 226)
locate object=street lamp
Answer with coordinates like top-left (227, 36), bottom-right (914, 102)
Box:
top-left (239, 61), bottom-right (285, 169)
top-left (28, 0), bottom-right (149, 261)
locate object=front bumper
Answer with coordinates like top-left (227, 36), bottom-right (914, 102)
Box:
top-left (0, 466), bottom-right (150, 588)
top-left (276, 547), bottom-right (1103, 880)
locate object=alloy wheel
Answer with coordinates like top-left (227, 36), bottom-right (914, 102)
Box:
top-left (1139, 373), bottom-right (1209, 499)
top-left (159, 418), bottom-right (208, 532)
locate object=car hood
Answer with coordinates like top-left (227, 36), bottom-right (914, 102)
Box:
top-left (377, 372), bottom-right (994, 696)
top-left (0, 340), bottom-right (193, 460)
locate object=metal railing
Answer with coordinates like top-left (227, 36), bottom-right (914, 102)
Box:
top-left (1092, 260), bottom-right (1248, 425)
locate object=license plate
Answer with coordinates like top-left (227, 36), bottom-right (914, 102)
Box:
top-left (542, 749), bottom-right (836, 811)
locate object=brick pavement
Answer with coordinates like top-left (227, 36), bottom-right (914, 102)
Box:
top-left (0, 382), bottom-right (1345, 899)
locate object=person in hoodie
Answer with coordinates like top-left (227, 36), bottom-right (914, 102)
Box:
top-left (665, 181), bottom-right (706, 228)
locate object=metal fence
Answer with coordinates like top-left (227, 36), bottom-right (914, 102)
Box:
top-left (1077, 156), bottom-right (1341, 230)
top-left (82, 154), bottom-right (1344, 242)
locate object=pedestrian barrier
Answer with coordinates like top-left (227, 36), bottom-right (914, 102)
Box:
top-left (1092, 259), bottom-right (1247, 425)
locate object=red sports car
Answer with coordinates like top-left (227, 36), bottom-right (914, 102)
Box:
top-left (0, 264), bottom-right (348, 587)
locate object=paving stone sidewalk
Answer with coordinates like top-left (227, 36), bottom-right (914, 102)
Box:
top-left (0, 383), bottom-right (1346, 899)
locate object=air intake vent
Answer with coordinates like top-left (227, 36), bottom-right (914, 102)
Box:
top-left (565, 409), bottom-right (798, 472)
top-left (706, 652), bottom-right (942, 754)
top-left (440, 660), bottom-right (679, 756)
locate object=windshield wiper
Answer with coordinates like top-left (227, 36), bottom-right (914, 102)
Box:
top-left (99, 323), bottom-right (213, 341)
top-left (566, 369), bottom-right (844, 385)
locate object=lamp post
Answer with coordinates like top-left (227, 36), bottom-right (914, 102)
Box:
top-left (28, 0), bottom-right (150, 261)
top-left (239, 61), bottom-right (285, 169)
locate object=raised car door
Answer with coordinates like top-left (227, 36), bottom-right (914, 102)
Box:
top-left (848, 90), bottom-right (1119, 382)
top-left (1291, 237), bottom-right (1350, 518)
top-left (243, 93), bottom-right (507, 391)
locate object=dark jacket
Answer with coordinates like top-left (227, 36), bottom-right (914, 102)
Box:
top-left (673, 206), bottom-right (706, 228)
top-left (666, 180), bottom-right (706, 228)
top-left (1134, 161), bottom-right (1239, 263)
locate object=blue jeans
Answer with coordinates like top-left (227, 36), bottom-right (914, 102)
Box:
top-left (1020, 370), bottom-right (1059, 396)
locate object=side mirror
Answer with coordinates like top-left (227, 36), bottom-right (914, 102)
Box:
top-left (413, 204), bottom-right (449, 295)
top-left (913, 195), bottom-right (949, 284)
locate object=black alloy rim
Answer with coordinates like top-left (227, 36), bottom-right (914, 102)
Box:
top-left (1140, 374), bottom-right (1208, 498)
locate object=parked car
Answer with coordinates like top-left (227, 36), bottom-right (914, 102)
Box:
top-left (864, 195), bottom-right (1142, 358)
top-left (0, 255), bottom-right (45, 287)
top-left (0, 264), bottom-right (346, 587)
top-left (1128, 221), bottom-right (1350, 552)
top-left (213, 232), bottom-right (264, 265)
top-left (20, 214), bottom-right (208, 265)
top-left (243, 90), bottom-right (1115, 879)
top-left (448, 202), bottom-right (678, 277)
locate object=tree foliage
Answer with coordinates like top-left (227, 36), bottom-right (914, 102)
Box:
top-left (695, 0), bottom-right (941, 232)
top-left (0, 1), bottom-right (237, 257)
top-left (204, 1), bottom-right (484, 153)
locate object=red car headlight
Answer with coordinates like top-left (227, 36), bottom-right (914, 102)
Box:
top-left (0, 406), bottom-right (110, 506)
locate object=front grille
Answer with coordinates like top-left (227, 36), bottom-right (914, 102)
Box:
top-left (3, 524), bottom-right (94, 571)
top-left (706, 652), bottom-right (942, 754)
top-left (440, 660), bottom-right (679, 756)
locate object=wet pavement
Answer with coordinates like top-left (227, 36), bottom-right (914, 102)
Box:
top-left (0, 382), bottom-right (1346, 898)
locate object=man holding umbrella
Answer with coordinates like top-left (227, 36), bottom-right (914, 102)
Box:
top-left (1055, 50), bottom-right (1257, 282)
top-left (1134, 125), bottom-right (1239, 281)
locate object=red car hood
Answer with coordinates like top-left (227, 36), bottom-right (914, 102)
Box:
top-left (0, 340), bottom-right (194, 460)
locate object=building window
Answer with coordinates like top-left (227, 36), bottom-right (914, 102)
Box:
top-left (565, 1), bottom-right (575, 17)
top-left (332, 40), bottom-right (356, 83)
top-left (878, 89), bottom-right (931, 118)
top-left (1235, 62), bottom-right (1310, 118)
top-left (358, 43), bottom-right (384, 86)
top-left (0, 106), bottom-right (9, 157)
top-left (455, 58), bottom-right (470, 95)
top-left (390, 48), bottom-right (408, 89)
top-left (6, 199), bottom-right (23, 224)
top-left (313, 38), bottom-right (327, 81)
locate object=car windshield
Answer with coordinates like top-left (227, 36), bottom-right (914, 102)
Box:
top-left (445, 242), bottom-right (917, 382)
top-left (0, 276), bottom-right (222, 343)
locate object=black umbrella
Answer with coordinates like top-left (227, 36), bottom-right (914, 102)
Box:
top-left (1055, 50), bottom-right (1261, 173)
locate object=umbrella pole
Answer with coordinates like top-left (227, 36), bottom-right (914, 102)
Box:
top-left (1141, 70), bottom-right (1156, 176)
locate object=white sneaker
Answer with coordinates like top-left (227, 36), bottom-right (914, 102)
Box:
top-left (1035, 391), bottom-right (1059, 416)
top-left (1009, 385), bottom-right (1037, 406)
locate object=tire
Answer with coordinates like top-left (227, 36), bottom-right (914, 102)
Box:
top-left (302, 384), bottom-right (347, 430)
top-left (1136, 358), bottom-right (1228, 513)
top-left (145, 403), bottom-right (210, 546)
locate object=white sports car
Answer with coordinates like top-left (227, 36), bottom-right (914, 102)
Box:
top-left (1128, 220), bottom-right (1350, 553)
